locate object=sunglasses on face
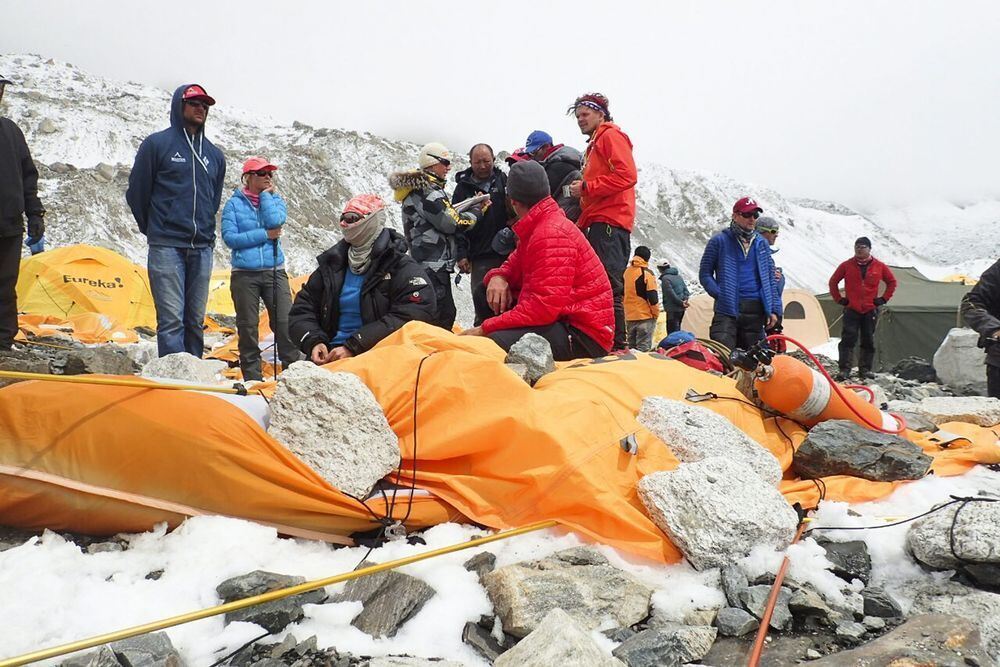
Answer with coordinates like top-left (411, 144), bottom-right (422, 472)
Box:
top-left (251, 170), bottom-right (273, 178)
top-left (738, 211), bottom-right (760, 220)
top-left (428, 154), bottom-right (451, 167)
top-left (184, 100), bottom-right (210, 110)
top-left (760, 229), bottom-right (778, 235)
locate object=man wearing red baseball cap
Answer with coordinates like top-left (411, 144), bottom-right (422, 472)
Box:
top-left (698, 197), bottom-right (782, 351)
top-left (127, 83), bottom-right (226, 358)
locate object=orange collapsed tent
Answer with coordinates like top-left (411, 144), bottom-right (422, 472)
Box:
top-left (1, 323), bottom-right (998, 564)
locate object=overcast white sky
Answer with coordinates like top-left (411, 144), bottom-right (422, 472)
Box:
top-left (3, 0), bottom-right (999, 210)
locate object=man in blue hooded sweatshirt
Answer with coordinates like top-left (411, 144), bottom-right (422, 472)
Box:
top-left (126, 84), bottom-right (226, 357)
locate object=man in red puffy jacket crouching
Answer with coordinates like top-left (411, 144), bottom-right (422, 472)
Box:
top-left (459, 160), bottom-right (614, 360)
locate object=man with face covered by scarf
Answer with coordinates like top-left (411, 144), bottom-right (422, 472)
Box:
top-left (288, 194), bottom-right (437, 363)
top-left (698, 197), bottom-right (782, 351)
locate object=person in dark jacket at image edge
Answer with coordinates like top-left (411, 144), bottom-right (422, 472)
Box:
top-left (126, 83), bottom-right (226, 358)
top-left (961, 257), bottom-right (1000, 398)
top-left (0, 74), bottom-right (46, 350)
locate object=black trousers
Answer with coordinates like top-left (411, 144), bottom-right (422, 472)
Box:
top-left (987, 364), bottom-right (999, 399)
top-left (0, 233), bottom-right (21, 348)
top-left (470, 254), bottom-right (506, 327)
top-left (709, 299), bottom-right (766, 351)
top-left (427, 267), bottom-right (456, 331)
top-left (230, 269), bottom-right (299, 381)
top-left (666, 311), bottom-right (685, 334)
top-left (838, 307), bottom-right (878, 372)
top-left (487, 322), bottom-right (608, 361)
top-left (585, 222), bottom-right (630, 351)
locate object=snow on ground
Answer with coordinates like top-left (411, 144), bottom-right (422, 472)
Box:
top-left (3, 466), bottom-right (1000, 665)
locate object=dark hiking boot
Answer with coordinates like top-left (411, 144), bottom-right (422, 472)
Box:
top-left (834, 368), bottom-right (852, 382)
top-left (858, 369), bottom-right (875, 380)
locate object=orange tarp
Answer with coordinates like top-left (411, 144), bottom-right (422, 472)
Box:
top-left (1, 322), bottom-right (998, 563)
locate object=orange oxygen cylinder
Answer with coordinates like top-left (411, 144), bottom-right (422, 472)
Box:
top-left (754, 354), bottom-right (901, 431)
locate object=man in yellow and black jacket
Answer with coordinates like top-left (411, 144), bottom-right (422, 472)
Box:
top-left (623, 246), bottom-right (659, 351)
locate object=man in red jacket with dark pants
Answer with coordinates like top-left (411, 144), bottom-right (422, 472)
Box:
top-left (460, 160), bottom-right (613, 360)
top-left (567, 92), bottom-right (637, 352)
top-left (828, 236), bottom-right (897, 380)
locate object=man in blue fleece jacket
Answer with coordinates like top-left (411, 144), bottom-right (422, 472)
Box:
top-left (699, 197), bottom-right (781, 352)
top-left (126, 84), bottom-right (226, 357)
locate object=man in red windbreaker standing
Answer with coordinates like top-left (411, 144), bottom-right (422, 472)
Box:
top-left (828, 236), bottom-right (897, 380)
top-left (567, 92), bottom-right (637, 352)
top-left (460, 160), bottom-right (613, 360)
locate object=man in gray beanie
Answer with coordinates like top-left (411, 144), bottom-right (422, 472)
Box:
top-left (459, 160), bottom-right (614, 360)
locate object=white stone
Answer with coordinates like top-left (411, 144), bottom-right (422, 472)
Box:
top-left (638, 397), bottom-right (782, 486)
top-left (933, 328), bottom-right (988, 394)
top-left (139, 352), bottom-right (226, 384)
top-left (505, 334), bottom-right (555, 384)
top-left (638, 457), bottom-right (799, 570)
top-left (889, 395), bottom-right (1000, 428)
top-left (906, 500), bottom-right (1000, 570)
top-left (268, 362), bottom-right (399, 498)
top-left (493, 608), bottom-right (625, 667)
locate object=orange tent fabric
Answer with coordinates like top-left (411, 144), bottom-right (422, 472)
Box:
top-left (1, 322), bottom-right (998, 564)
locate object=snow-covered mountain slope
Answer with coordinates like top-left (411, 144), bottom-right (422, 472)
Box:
top-left (2, 54), bottom-right (994, 311)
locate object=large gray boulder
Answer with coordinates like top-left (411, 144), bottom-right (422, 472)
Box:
top-left (934, 327), bottom-right (988, 394)
top-left (140, 352), bottom-right (226, 384)
top-left (637, 457), bottom-right (799, 570)
top-left (481, 546), bottom-right (652, 638)
top-left (493, 608), bottom-right (624, 667)
top-left (110, 632), bottom-right (185, 667)
top-left (911, 580), bottom-right (1000, 661)
top-left (505, 334), bottom-right (555, 385)
top-left (268, 362), bottom-right (399, 498)
top-left (792, 419), bottom-right (932, 482)
top-left (906, 498), bottom-right (1000, 589)
top-left (217, 570), bottom-right (326, 634)
top-left (329, 561), bottom-right (435, 638)
top-left (637, 397), bottom-right (782, 486)
top-left (889, 395), bottom-right (1000, 427)
top-left (612, 623), bottom-right (717, 667)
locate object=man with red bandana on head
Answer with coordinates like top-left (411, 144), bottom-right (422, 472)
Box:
top-left (566, 93), bottom-right (637, 352)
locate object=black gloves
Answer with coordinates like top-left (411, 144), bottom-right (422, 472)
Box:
top-left (873, 297), bottom-right (886, 307)
top-left (26, 215), bottom-right (44, 243)
top-left (838, 298), bottom-right (849, 306)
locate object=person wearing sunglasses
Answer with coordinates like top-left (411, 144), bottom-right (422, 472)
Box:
top-left (388, 142), bottom-right (485, 330)
top-left (126, 84), bottom-right (226, 358)
top-left (756, 216), bottom-right (787, 352)
top-left (698, 197), bottom-right (782, 352)
top-left (220, 157), bottom-right (299, 381)
top-left (288, 194), bottom-right (437, 364)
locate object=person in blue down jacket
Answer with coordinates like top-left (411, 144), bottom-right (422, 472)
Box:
top-left (126, 83), bottom-right (226, 358)
top-left (221, 156), bottom-right (299, 381)
top-left (698, 197), bottom-right (782, 351)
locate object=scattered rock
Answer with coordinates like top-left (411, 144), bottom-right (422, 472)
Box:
top-left (861, 586), bottom-right (903, 618)
top-left (788, 587), bottom-right (834, 624)
top-left (49, 161), bottom-right (76, 174)
top-left (793, 419), bottom-right (932, 482)
top-left (805, 648), bottom-right (822, 660)
top-left (907, 497), bottom-right (1000, 589)
top-left (329, 561), bottom-right (435, 638)
top-left (834, 620), bottom-right (867, 644)
top-left (86, 542), bottom-right (124, 554)
top-left (715, 606), bottom-right (759, 637)
top-left (910, 580), bottom-right (1000, 660)
top-left (720, 564), bottom-right (750, 608)
top-left (703, 633), bottom-right (821, 666)
top-left (0, 347), bottom-right (51, 387)
top-left (62, 346), bottom-right (138, 375)
top-left (463, 551), bottom-right (496, 581)
top-left (637, 457), bottom-right (799, 570)
top-left (611, 623), bottom-right (716, 667)
top-left (890, 396), bottom-right (1000, 428)
top-left (815, 538), bottom-right (872, 585)
top-left (897, 410), bottom-right (938, 432)
top-left (504, 362), bottom-right (531, 384)
top-left (493, 608), bottom-right (624, 667)
top-left (38, 117), bottom-right (58, 133)
top-left (140, 352), bottom-right (226, 384)
top-left (934, 328), bottom-right (989, 395)
top-left (810, 614), bottom-right (993, 666)
top-left (505, 334), bottom-right (555, 384)
top-left (94, 162), bottom-right (115, 183)
top-left (740, 585), bottom-right (793, 631)
top-left (217, 570), bottom-right (326, 634)
top-left (602, 626), bottom-right (636, 643)
top-left (482, 546), bottom-right (652, 638)
top-left (109, 632), bottom-right (183, 666)
top-left (861, 615), bottom-right (886, 631)
top-left (637, 397), bottom-right (782, 486)
top-left (891, 356), bottom-right (937, 383)
top-left (683, 608), bottom-right (717, 626)
top-left (268, 363), bottom-right (399, 498)
top-left (462, 621), bottom-right (511, 663)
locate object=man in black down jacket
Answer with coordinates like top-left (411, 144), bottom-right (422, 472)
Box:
top-left (288, 220), bottom-right (437, 362)
top-left (961, 258), bottom-right (1000, 398)
top-left (525, 130), bottom-right (582, 221)
top-left (0, 75), bottom-right (46, 349)
top-left (453, 143), bottom-right (512, 325)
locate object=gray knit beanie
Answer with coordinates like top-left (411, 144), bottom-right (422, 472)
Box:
top-left (506, 160), bottom-right (551, 207)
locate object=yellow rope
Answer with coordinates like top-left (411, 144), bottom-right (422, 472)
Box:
top-left (0, 370), bottom-right (245, 395)
top-left (0, 519), bottom-right (559, 666)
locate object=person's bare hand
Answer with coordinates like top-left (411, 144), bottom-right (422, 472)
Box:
top-left (310, 343), bottom-right (330, 364)
top-left (682, 300), bottom-right (690, 308)
top-left (329, 346), bottom-right (354, 361)
top-left (486, 276), bottom-right (512, 314)
top-left (568, 180), bottom-right (584, 198)
top-left (266, 227), bottom-right (282, 240)
top-left (458, 326), bottom-right (484, 336)
top-left (766, 314), bottom-right (779, 330)
top-left (456, 258), bottom-right (472, 274)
